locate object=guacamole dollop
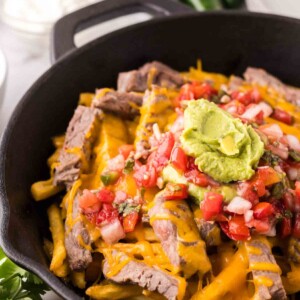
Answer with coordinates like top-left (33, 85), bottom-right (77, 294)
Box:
top-left (180, 99), bottom-right (264, 183)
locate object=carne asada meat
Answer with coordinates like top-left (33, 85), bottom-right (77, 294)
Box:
top-left (54, 106), bottom-right (102, 189)
top-left (103, 250), bottom-right (181, 300)
top-left (194, 218), bottom-right (221, 247)
top-left (245, 239), bottom-right (287, 300)
top-left (92, 89), bottom-right (143, 119)
top-left (244, 67), bottom-right (300, 106)
top-left (148, 194), bottom-right (211, 278)
top-left (117, 61), bottom-right (184, 93)
top-left (65, 193), bottom-right (92, 271)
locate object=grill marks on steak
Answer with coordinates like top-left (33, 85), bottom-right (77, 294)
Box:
top-left (92, 89), bottom-right (143, 119)
top-left (244, 67), bottom-right (300, 106)
top-left (54, 106), bottom-right (102, 189)
top-left (148, 196), bottom-right (211, 278)
top-left (65, 193), bottom-right (92, 271)
top-left (245, 239), bottom-right (287, 300)
top-left (103, 250), bottom-right (180, 300)
top-left (117, 61), bottom-right (184, 93)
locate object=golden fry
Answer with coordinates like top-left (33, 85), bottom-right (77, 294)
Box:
top-left (71, 271), bottom-right (86, 289)
top-left (48, 204), bottom-right (67, 272)
top-left (86, 283), bottom-right (143, 300)
top-left (31, 179), bottom-right (63, 201)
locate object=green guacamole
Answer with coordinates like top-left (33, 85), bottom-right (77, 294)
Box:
top-left (180, 99), bottom-right (264, 183)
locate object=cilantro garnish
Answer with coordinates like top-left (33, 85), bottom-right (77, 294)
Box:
top-left (0, 248), bottom-right (49, 300)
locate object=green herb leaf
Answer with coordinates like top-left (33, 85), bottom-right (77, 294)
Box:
top-left (0, 248), bottom-right (49, 300)
top-left (289, 150), bottom-right (300, 162)
top-left (117, 202), bottom-right (141, 217)
top-left (123, 158), bottom-right (135, 174)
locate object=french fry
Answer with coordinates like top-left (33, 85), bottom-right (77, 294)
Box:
top-left (86, 283), bottom-right (143, 300)
top-left (31, 179), bottom-right (63, 201)
top-left (54, 261), bottom-right (70, 278)
top-left (71, 271), bottom-right (86, 289)
top-left (48, 204), bottom-right (67, 272)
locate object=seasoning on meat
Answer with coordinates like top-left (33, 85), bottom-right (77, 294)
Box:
top-left (148, 194), bottom-right (211, 278)
top-left (102, 250), bottom-right (184, 300)
top-left (65, 192), bottom-right (92, 271)
top-left (54, 106), bottom-right (102, 189)
top-left (245, 238), bottom-right (287, 300)
top-left (244, 67), bottom-right (300, 106)
top-left (92, 89), bottom-right (143, 119)
top-left (117, 61), bottom-right (184, 93)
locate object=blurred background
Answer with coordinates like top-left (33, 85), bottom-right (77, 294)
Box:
top-left (0, 0), bottom-right (300, 299)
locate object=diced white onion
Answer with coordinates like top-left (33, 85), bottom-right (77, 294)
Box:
top-left (288, 167), bottom-right (298, 181)
top-left (241, 104), bottom-right (262, 119)
top-left (265, 224), bottom-right (276, 237)
top-left (260, 124), bottom-right (283, 138)
top-left (257, 102), bottom-right (273, 118)
top-left (286, 134), bottom-right (300, 152)
top-left (226, 196), bottom-right (252, 215)
top-left (244, 210), bottom-right (254, 223)
top-left (100, 219), bottom-right (125, 245)
top-left (153, 123), bottom-right (161, 141)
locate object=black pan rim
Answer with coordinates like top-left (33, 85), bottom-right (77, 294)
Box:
top-left (1, 10), bottom-right (300, 299)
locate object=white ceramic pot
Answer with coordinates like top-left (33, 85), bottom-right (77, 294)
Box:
top-left (246, 0), bottom-right (300, 19)
top-left (0, 49), bottom-right (7, 110)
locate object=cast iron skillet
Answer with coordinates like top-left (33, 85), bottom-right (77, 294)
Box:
top-left (1, 0), bottom-right (300, 299)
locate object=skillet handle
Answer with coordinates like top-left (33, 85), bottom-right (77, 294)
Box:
top-left (51, 0), bottom-right (193, 63)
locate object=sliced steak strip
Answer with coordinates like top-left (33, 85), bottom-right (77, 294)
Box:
top-left (103, 250), bottom-right (181, 300)
top-left (194, 218), bottom-right (221, 247)
top-left (92, 89), bottom-right (143, 119)
top-left (245, 239), bottom-right (287, 300)
top-left (244, 67), bottom-right (300, 106)
top-left (65, 193), bottom-right (92, 271)
top-left (118, 61), bottom-right (184, 93)
top-left (54, 105), bottom-right (102, 189)
top-left (148, 195), bottom-right (211, 278)
top-left (288, 236), bottom-right (300, 263)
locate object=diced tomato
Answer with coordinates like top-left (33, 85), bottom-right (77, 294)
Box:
top-left (119, 144), bottom-right (134, 159)
top-left (283, 190), bottom-right (296, 212)
top-left (123, 211), bottom-right (139, 233)
top-left (178, 81), bottom-right (217, 101)
top-left (185, 169), bottom-right (209, 187)
top-left (186, 156), bottom-right (198, 171)
top-left (279, 217), bottom-right (292, 238)
top-left (295, 181), bottom-right (300, 198)
top-left (237, 182), bottom-right (259, 205)
top-left (220, 219), bottom-right (250, 241)
top-left (201, 192), bottom-right (223, 221)
top-left (257, 167), bottom-right (280, 186)
top-left (156, 132), bottom-right (175, 159)
top-left (96, 203), bottom-right (119, 226)
top-left (163, 183), bottom-right (188, 200)
top-left (171, 147), bottom-right (188, 172)
top-left (272, 108), bottom-right (293, 125)
top-left (222, 100), bottom-right (246, 115)
top-left (293, 213), bottom-right (300, 238)
top-left (254, 110), bottom-right (264, 125)
top-left (96, 189), bottom-right (115, 203)
top-left (79, 189), bottom-right (101, 213)
top-left (133, 164), bottom-right (158, 188)
top-left (253, 202), bottom-right (275, 219)
top-left (247, 218), bottom-right (270, 233)
top-left (231, 89), bottom-right (261, 106)
top-left (228, 216), bottom-right (250, 239)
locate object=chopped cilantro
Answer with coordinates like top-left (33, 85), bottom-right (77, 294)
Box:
top-left (123, 158), bottom-right (135, 174)
top-left (117, 202), bottom-right (141, 217)
top-left (289, 150), bottom-right (300, 162)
